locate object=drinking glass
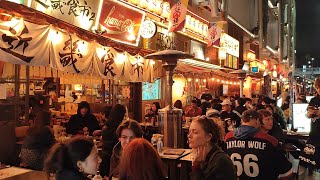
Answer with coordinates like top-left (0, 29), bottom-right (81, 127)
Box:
top-left (287, 124), bottom-right (292, 133)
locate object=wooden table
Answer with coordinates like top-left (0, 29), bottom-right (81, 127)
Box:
top-left (0, 167), bottom-right (51, 180)
top-left (285, 131), bottom-right (309, 141)
top-left (159, 148), bottom-right (192, 180)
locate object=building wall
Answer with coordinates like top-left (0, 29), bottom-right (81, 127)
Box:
top-left (227, 0), bottom-right (258, 32)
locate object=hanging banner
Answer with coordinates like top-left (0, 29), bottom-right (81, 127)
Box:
top-left (168, 0), bottom-right (189, 32)
top-left (207, 22), bottom-right (222, 47)
top-left (0, 19), bottom-right (50, 66)
top-left (0, 17), bottom-right (153, 82)
top-left (30, 0), bottom-right (102, 31)
top-left (49, 32), bottom-right (95, 75)
top-left (93, 46), bottom-right (124, 80)
top-left (126, 55), bottom-right (153, 82)
top-left (99, 0), bottom-right (145, 46)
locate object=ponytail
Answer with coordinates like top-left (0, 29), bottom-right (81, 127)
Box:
top-left (44, 136), bottom-right (94, 174)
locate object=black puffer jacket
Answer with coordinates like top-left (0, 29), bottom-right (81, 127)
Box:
top-left (100, 121), bottom-right (120, 177)
top-left (190, 144), bottom-right (237, 180)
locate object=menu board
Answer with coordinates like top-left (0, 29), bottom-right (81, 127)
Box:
top-left (292, 103), bottom-right (311, 133)
top-left (142, 79), bottom-right (160, 100)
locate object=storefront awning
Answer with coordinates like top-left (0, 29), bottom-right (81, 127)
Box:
top-left (176, 59), bottom-right (237, 78)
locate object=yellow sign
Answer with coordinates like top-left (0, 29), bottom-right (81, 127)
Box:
top-left (30, 0), bottom-right (103, 31)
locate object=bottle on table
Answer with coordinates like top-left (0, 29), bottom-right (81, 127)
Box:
top-left (157, 137), bottom-right (163, 153)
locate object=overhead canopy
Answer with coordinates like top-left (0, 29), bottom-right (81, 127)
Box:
top-left (175, 60), bottom-right (237, 79)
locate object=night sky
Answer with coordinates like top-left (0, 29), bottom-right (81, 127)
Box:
top-left (296, 0), bottom-right (320, 67)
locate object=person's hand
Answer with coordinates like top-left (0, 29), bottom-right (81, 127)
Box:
top-left (93, 130), bottom-right (102, 136)
top-left (192, 145), bottom-right (207, 166)
top-left (148, 110), bottom-right (154, 115)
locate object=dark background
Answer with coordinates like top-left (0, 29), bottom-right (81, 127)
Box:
top-left (296, 0), bottom-right (320, 68)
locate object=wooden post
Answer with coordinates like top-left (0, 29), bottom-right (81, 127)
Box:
top-left (25, 66), bottom-right (30, 122)
top-left (14, 64), bottom-right (20, 122)
top-left (101, 80), bottom-right (105, 103)
top-left (108, 79), bottom-right (112, 104)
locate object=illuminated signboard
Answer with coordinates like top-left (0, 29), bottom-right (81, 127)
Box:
top-left (30, 0), bottom-right (102, 31)
top-left (142, 79), bottom-right (160, 100)
top-left (292, 103), bottom-right (311, 133)
top-left (220, 33), bottom-right (239, 57)
top-left (8, 0), bottom-right (24, 4)
top-left (99, 0), bottom-right (145, 46)
top-left (140, 20), bottom-right (157, 39)
top-left (190, 40), bottom-right (205, 60)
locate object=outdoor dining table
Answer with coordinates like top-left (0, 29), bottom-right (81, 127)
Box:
top-left (159, 148), bottom-right (192, 180)
top-left (0, 166), bottom-right (51, 180)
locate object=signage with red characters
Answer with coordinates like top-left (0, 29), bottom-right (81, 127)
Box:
top-left (99, 0), bottom-right (145, 46)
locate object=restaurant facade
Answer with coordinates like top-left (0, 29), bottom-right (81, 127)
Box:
top-left (0, 0), bottom-right (243, 123)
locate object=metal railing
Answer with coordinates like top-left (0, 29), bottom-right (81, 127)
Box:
top-left (296, 68), bottom-right (320, 74)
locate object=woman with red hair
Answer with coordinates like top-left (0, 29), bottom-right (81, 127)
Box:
top-left (118, 138), bottom-right (166, 180)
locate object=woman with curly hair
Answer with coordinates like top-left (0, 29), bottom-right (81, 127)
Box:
top-left (188, 116), bottom-right (237, 180)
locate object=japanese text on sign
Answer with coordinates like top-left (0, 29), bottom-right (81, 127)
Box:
top-left (220, 33), bottom-right (239, 57)
top-left (31, 0), bottom-right (101, 30)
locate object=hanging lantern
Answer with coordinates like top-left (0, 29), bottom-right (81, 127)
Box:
top-left (139, 0), bottom-right (148, 9)
top-left (128, 0), bottom-right (140, 5)
top-left (147, 0), bottom-right (157, 12)
top-left (161, 2), bottom-right (170, 19)
top-left (155, 0), bottom-right (163, 15)
top-left (272, 70), bottom-right (277, 78)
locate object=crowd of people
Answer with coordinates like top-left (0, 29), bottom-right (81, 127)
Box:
top-left (18, 101), bottom-right (168, 180)
top-left (17, 78), bottom-right (320, 180)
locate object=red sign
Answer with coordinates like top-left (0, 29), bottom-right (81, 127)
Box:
top-left (99, 0), bottom-right (145, 46)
